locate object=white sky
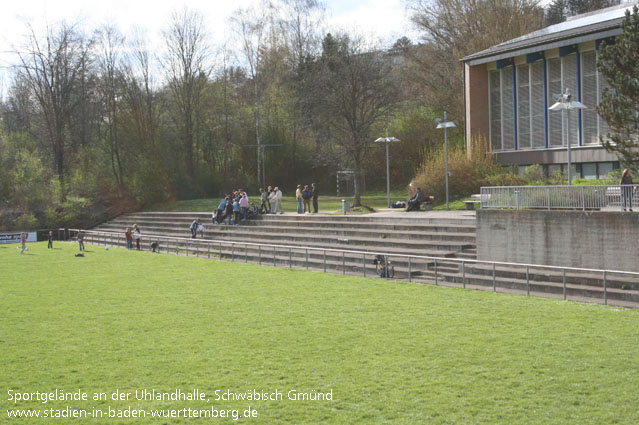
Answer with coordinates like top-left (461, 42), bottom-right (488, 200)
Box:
top-left (0, 0), bottom-right (415, 71)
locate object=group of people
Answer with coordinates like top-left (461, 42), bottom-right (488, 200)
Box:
top-left (124, 224), bottom-right (141, 249)
top-left (213, 189), bottom-right (262, 226)
top-left (295, 183), bottom-right (319, 214)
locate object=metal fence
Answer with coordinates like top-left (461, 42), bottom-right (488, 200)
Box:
top-left (70, 228), bottom-right (639, 308)
top-left (480, 184), bottom-right (639, 211)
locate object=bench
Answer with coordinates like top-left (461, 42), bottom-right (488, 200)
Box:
top-left (464, 194), bottom-right (490, 210)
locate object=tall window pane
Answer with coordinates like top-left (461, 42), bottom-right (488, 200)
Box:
top-left (530, 61), bottom-right (546, 149)
top-left (581, 51), bottom-right (599, 145)
top-left (562, 54), bottom-right (579, 146)
top-left (489, 70), bottom-right (502, 151)
top-left (502, 66), bottom-right (515, 150)
top-left (547, 58), bottom-right (563, 147)
top-left (517, 64), bottom-right (531, 149)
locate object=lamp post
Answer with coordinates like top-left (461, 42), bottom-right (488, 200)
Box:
top-left (436, 112), bottom-right (456, 210)
top-left (374, 129), bottom-right (400, 208)
top-left (548, 88), bottom-right (586, 185)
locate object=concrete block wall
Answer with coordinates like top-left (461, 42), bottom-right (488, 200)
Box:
top-left (476, 210), bottom-right (639, 272)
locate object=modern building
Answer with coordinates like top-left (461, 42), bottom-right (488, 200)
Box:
top-left (462, 3), bottom-right (637, 179)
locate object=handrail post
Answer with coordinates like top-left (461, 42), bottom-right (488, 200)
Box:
top-left (434, 258), bottom-right (438, 286)
top-left (408, 257), bottom-right (412, 282)
top-left (306, 249), bottom-right (309, 270)
top-left (245, 243), bottom-right (248, 263)
top-left (273, 247), bottom-right (276, 266)
top-left (231, 243), bottom-right (235, 261)
top-left (563, 269), bottom-right (567, 301)
top-left (363, 254), bottom-right (366, 278)
top-left (259, 246), bottom-right (262, 265)
top-left (603, 271), bottom-right (607, 305)
top-left (289, 247), bottom-right (292, 268)
top-left (208, 243), bottom-right (210, 259)
top-left (462, 261), bottom-right (466, 288)
top-left (526, 265), bottom-right (530, 296)
top-left (581, 186), bottom-right (585, 211)
top-left (492, 263), bottom-right (496, 292)
top-left (342, 251), bottom-right (346, 274)
top-left (323, 250), bottom-right (326, 273)
top-left (547, 187), bottom-right (551, 210)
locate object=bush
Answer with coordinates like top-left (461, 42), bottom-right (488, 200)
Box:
top-left (410, 136), bottom-right (511, 200)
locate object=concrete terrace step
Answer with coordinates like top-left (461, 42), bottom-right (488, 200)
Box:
top-left (128, 211), bottom-right (476, 226)
top-left (105, 217), bottom-right (478, 234)
top-left (95, 222), bottom-right (476, 244)
top-left (92, 226), bottom-right (472, 256)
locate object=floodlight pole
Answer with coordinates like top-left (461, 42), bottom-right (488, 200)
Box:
top-left (548, 89), bottom-right (586, 186)
top-left (436, 112), bottom-right (455, 210)
top-left (385, 128), bottom-right (391, 208)
top-left (566, 109), bottom-right (572, 185)
top-left (374, 130), bottom-right (400, 208)
top-left (444, 112), bottom-right (449, 210)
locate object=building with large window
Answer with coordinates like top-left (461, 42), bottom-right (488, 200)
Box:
top-left (462, 3), bottom-right (636, 179)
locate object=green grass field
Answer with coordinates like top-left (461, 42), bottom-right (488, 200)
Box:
top-left (3, 242), bottom-right (639, 424)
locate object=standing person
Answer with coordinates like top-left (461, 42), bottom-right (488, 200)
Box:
top-left (47, 231), bottom-right (53, 248)
top-left (302, 184), bottom-right (312, 213)
top-left (239, 192), bottom-right (249, 221)
top-left (78, 230), bottom-right (85, 252)
top-left (259, 188), bottom-right (268, 213)
top-left (233, 197), bottom-right (240, 225)
top-left (216, 197), bottom-right (227, 224)
top-left (295, 185), bottom-right (303, 213)
top-left (190, 219), bottom-right (198, 239)
top-left (268, 188), bottom-right (277, 213)
top-left (226, 197), bottom-right (234, 225)
top-left (266, 186), bottom-right (273, 212)
top-left (125, 227), bottom-right (133, 249)
top-left (198, 221), bottom-right (205, 238)
top-left (133, 224), bottom-right (141, 250)
top-left (621, 168), bottom-right (634, 212)
top-left (20, 232), bottom-right (27, 254)
top-left (312, 183), bottom-right (319, 213)
top-left (274, 186), bottom-right (284, 214)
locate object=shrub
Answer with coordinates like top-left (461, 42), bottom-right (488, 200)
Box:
top-left (410, 136), bottom-right (512, 200)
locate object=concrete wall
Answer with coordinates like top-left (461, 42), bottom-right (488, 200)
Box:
top-left (477, 210), bottom-right (639, 272)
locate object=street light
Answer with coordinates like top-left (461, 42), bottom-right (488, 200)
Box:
top-left (374, 128), bottom-right (400, 208)
top-left (548, 88), bottom-right (587, 185)
top-left (435, 112), bottom-right (455, 210)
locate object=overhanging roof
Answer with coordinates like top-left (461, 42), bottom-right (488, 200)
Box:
top-left (462, 2), bottom-right (637, 66)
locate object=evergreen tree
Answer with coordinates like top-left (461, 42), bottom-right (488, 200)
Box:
top-left (597, 5), bottom-right (639, 169)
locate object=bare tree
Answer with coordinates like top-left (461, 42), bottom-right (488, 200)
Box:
top-left (95, 24), bottom-right (125, 197)
top-left (122, 28), bottom-right (159, 153)
top-left (162, 7), bottom-right (211, 180)
top-left (231, 5), bottom-right (268, 188)
top-left (407, 0), bottom-right (544, 120)
top-left (15, 22), bottom-right (92, 199)
top-left (302, 34), bottom-right (400, 206)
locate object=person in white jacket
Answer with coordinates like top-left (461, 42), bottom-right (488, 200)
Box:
top-left (274, 186), bottom-right (284, 214)
top-left (268, 188), bottom-right (277, 213)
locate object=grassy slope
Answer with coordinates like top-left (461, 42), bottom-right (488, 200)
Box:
top-left (2, 242), bottom-right (638, 424)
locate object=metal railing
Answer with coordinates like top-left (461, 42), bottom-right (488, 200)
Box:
top-left (69, 228), bottom-right (639, 308)
top-left (480, 184), bottom-right (639, 211)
